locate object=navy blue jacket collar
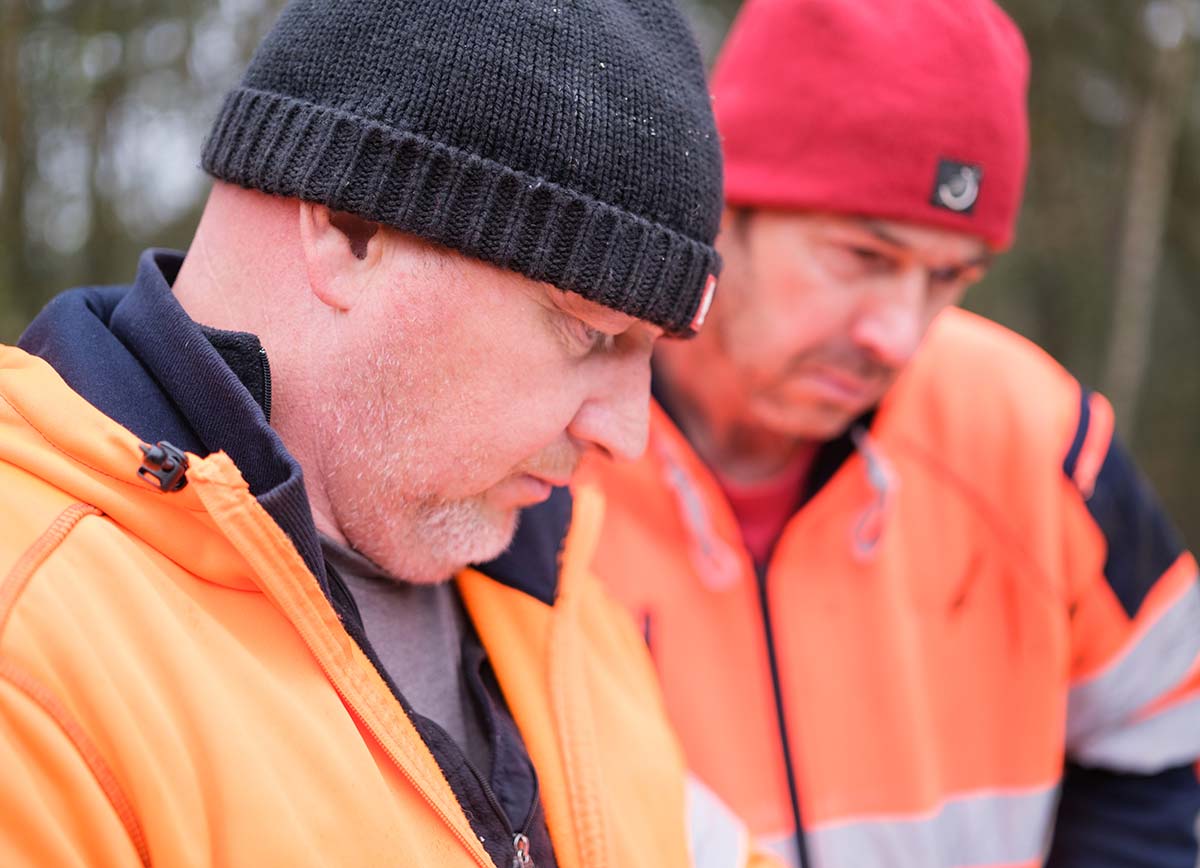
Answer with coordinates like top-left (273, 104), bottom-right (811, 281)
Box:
top-left (18, 249), bottom-right (565, 602)
top-left (479, 486), bottom-right (570, 606)
top-left (20, 249), bottom-right (327, 585)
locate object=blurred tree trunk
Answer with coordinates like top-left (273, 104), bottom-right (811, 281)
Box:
top-left (1103, 1), bottom-right (1196, 439)
top-left (86, 79), bottom-right (123, 285)
top-left (1, 0), bottom-right (30, 335)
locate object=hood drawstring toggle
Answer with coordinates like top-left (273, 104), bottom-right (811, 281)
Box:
top-left (138, 441), bottom-right (190, 492)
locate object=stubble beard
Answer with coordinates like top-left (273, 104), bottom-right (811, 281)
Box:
top-left (384, 492), bottom-right (520, 584)
top-left (332, 444), bottom-right (521, 585)
top-left (327, 347), bottom-right (520, 584)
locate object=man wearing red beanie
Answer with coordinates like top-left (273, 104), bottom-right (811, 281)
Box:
top-left (582, 0), bottom-right (1200, 866)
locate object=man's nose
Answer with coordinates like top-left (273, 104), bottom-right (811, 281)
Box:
top-left (566, 346), bottom-right (654, 463)
top-left (850, 267), bottom-right (927, 370)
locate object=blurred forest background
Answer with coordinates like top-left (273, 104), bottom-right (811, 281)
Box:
top-left (1, 0), bottom-right (1198, 545)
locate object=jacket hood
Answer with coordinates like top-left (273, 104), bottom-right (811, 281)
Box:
top-left (0, 343), bottom-right (262, 589)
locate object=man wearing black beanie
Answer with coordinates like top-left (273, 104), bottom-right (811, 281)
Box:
top-left (0, 2), bottom-right (760, 867)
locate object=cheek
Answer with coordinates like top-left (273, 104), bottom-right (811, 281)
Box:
top-left (718, 288), bottom-right (841, 379)
top-left (467, 382), bottom-right (577, 451)
top-left (433, 340), bottom-right (586, 491)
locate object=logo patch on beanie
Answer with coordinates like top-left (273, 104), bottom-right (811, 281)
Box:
top-left (930, 159), bottom-right (983, 214)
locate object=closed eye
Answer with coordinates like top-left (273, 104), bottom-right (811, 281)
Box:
top-left (847, 245), bottom-right (899, 274)
top-left (565, 315), bottom-right (616, 354)
top-left (928, 265), bottom-right (964, 285)
top-left (929, 262), bottom-right (987, 290)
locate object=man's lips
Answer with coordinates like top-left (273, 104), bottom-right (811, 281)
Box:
top-left (497, 473), bottom-right (568, 508)
top-left (792, 365), bottom-right (878, 403)
top-left (527, 473), bottom-right (572, 488)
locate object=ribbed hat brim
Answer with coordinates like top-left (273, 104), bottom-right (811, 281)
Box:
top-left (202, 87), bottom-right (721, 336)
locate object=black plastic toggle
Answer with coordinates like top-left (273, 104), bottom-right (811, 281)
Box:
top-left (137, 441), bottom-right (190, 492)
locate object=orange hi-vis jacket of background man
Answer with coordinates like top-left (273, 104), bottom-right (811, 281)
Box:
top-left (582, 308), bottom-right (1200, 868)
top-left (0, 344), bottom-right (762, 868)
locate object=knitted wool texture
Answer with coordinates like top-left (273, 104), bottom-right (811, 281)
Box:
top-left (712, 0), bottom-right (1030, 250)
top-left (202, 0), bottom-right (723, 335)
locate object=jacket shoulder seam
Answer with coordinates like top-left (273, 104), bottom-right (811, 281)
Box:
top-left (892, 434), bottom-right (1062, 603)
top-left (0, 656), bottom-right (151, 866)
top-left (906, 312), bottom-right (1081, 440)
top-left (0, 502), bottom-right (102, 635)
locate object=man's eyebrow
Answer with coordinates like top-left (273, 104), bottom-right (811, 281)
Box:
top-left (554, 290), bottom-right (637, 329)
top-left (861, 220), bottom-right (911, 250)
top-left (964, 251), bottom-right (995, 270)
top-left (861, 220), bottom-right (994, 270)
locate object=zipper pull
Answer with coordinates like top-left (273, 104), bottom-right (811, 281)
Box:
top-left (849, 426), bottom-right (894, 559)
top-left (511, 832), bottom-right (533, 868)
top-left (137, 441), bottom-right (190, 492)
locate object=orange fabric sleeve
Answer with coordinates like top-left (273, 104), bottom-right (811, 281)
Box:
top-left (0, 670), bottom-right (147, 868)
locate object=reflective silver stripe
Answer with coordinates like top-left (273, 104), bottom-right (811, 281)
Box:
top-left (761, 786), bottom-right (1059, 868)
top-left (1067, 578), bottom-right (1200, 747)
top-left (759, 831), bottom-right (802, 868)
top-left (1072, 695), bottom-right (1200, 773)
top-left (687, 776), bottom-right (749, 868)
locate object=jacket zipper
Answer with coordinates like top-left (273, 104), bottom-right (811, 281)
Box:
top-left (463, 750), bottom-right (540, 868)
top-left (316, 675), bottom-right (492, 867)
top-left (511, 832), bottom-right (532, 867)
top-left (258, 345), bottom-right (272, 423)
top-left (756, 560), bottom-right (811, 868)
top-left (325, 557), bottom-right (533, 868)
top-left (257, 562), bottom-right (492, 868)
top-left (658, 417), bottom-right (814, 864)
top-left (754, 427), bottom-right (884, 866)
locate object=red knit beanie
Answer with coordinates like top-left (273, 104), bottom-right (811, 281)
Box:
top-left (711, 0), bottom-right (1030, 250)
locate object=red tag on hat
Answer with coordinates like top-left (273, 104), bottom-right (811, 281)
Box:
top-left (688, 273), bottom-right (718, 333)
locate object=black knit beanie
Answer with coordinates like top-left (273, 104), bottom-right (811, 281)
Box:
top-left (201, 0), bottom-right (723, 336)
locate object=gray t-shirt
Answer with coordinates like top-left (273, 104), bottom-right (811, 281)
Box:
top-left (320, 536), bottom-right (492, 774)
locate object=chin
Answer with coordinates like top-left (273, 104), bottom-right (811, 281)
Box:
top-left (354, 498), bottom-right (521, 585)
top-left (436, 510), bottom-right (522, 581)
top-left (751, 403), bottom-right (860, 443)
top-left (805, 408), bottom-right (865, 440)
top-left (473, 507), bottom-right (522, 561)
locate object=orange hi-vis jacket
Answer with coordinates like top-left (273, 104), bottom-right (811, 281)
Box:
top-left (0, 342), bottom-right (761, 868)
top-left (583, 308), bottom-right (1200, 868)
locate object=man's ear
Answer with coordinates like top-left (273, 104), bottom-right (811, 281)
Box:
top-left (297, 202), bottom-right (383, 310)
top-left (718, 205), bottom-right (752, 241)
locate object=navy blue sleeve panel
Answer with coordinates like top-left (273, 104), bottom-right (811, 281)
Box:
top-left (1046, 762), bottom-right (1200, 868)
top-left (1064, 389), bottom-right (1187, 618)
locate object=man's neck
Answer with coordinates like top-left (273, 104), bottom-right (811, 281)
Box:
top-left (656, 374), bottom-right (816, 487)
